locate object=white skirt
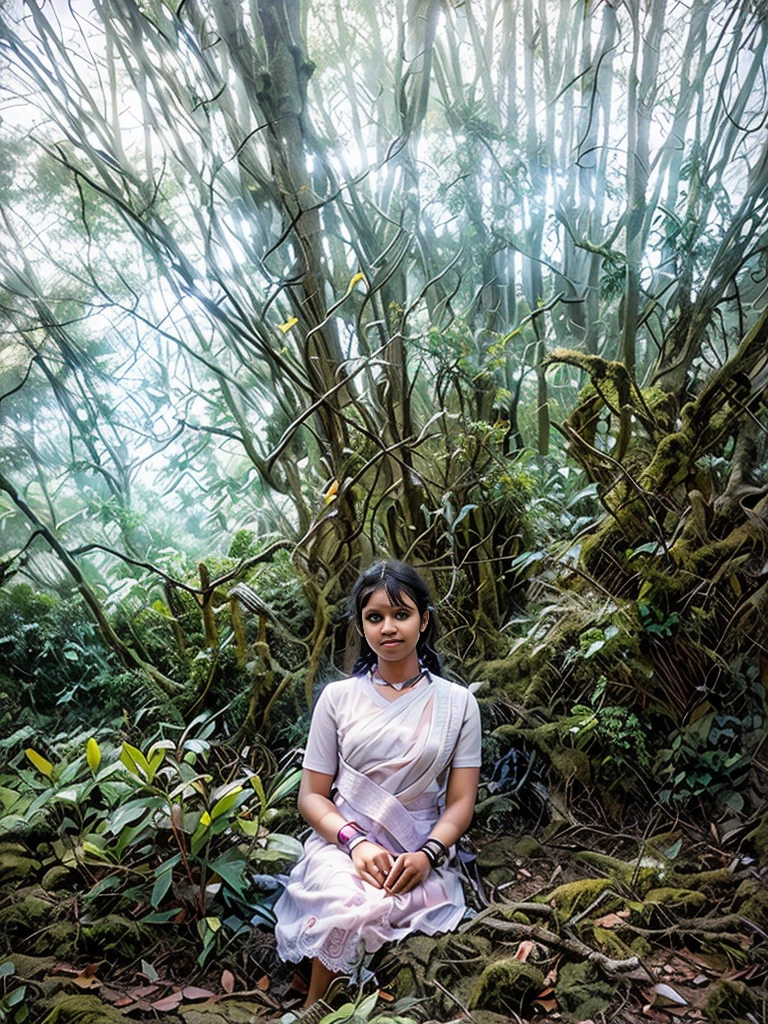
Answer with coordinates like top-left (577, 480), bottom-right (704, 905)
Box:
top-left (273, 798), bottom-right (465, 973)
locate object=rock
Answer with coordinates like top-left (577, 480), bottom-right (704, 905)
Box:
top-left (80, 915), bottom-right (152, 959)
top-left (32, 921), bottom-right (79, 958)
top-left (550, 748), bottom-right (591, 784)
top-left (0, 891), bottom-right (56, 944)
top-left (704, 979), bottom-right (758, 1022)
top-left (179, 999), bottom-right (268, 1023)
top-left (554, 960), bottom-right (617, 1021)
top-left (0, 843), bottom-right (41, 886)
top-left (0, 954), bottom-right (56, 978)
top-left (469, 959), bottom-right (545, 1013)
top-left (512, 835), bottom-right (544, 858)
top-left (477, 837), bottom-right (518, 870)
top-left (41, 866), bottom-right (77, 892)
top-left (40, 993), bottom-right (128, 1023)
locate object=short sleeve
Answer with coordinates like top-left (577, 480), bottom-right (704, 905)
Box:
top-left (302, 685), bottom-right (339, 775)
top-left (450, 690), bottom-right (482, 768)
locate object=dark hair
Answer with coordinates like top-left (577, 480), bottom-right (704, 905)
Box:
top-left (348, 560), bottom-right (440, 676)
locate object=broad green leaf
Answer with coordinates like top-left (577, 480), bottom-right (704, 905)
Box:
top-left (211, 786), bottom-right (243, 820)
top-left (249, 774), bottom-right (267, 808)
top-left (267, 769), bottom-right (302, 805)
top-left (24, 748), bottom-right (54, 779)
top-left (237, 817), bottom-right (260, 836)
top-left (121, 742), bottom-right (150, 778)
top-left (86, 738), bottom-right (101, 772)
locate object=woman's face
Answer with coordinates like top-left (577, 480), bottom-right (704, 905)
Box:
top-left (360, 586), bottom-right (428, 667)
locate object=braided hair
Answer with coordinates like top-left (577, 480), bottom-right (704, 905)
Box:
top-left (348, 560), bottom-right (441, 676)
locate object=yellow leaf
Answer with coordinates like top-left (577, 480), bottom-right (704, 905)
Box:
top-left (86, 737), bottom-right (101, 773)
top-left (25, 748), bottom-right (54, 779)
top-left (345, 271), bottom-right (365, 295)
top-left (324, 479), bottom-right (339, 504)
top-left (205, 916), bottom-right (221, 932)
top-left (277, 317), bottom-right (298, 334)
top-left (200, 811), bottom-right (211, 827)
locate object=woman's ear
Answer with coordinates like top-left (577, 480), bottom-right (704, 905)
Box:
top-left (420, 610), bottom-right (429, 633)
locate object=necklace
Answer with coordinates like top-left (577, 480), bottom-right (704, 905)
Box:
top-left (372, 668), bottom-right (427, 692)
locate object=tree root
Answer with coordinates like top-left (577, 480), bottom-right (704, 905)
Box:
top-left (462, 915), bottom-right (655, 981)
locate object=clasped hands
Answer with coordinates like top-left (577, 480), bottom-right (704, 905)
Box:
top-left (351, 840), bottom-right (430, 895)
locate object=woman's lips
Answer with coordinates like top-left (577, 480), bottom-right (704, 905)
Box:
top-left (381, 640), bottom-right (402, 647)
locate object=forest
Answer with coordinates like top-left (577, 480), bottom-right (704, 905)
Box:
top-left (0, 0), bottom-right (766, 1021)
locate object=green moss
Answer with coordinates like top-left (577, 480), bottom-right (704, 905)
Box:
top-left (540, 877), bottom-right (613, 922)
top-left (513, 835), bottom-right (544, 859)
top-left (80, 915), bottom-right (151, 959)
top-left (554, 960), bottom-right (617, 1021)
top-left (477, 837), bottom-right (518, 870)
top-left (670, 868), bottom-right (735, 892)
top-left (735, 878), bottom-right (768, 929)
top-left (550, 748), bottom-right (591, 784)
top-left (32, 921), bottom-right (78, 958)
top-left (0, 954), bottom-right (56, 978)
top-left (0, 843), bottom-right (41, 886)
top-left (746, 812), bottom-right (768, 868)
top-left (41, 994), bottom-right (127, 1024)
top-left (642, 887), bottom-right (707, 918)
top-left (41, 866), bottom-right (77, 892)
top-left (704, 980), bottom-right (758, 1022)
top-left (630, 935), bottom-right (652, 957)
top-left (0, 892), bottom-right (55, 942)
top-left (592, 925), bottom-right (633, 959)
top-left (179, 1000), bottom-right (272, 1023)
top-left (469, 959), bottom-right (545, 1013)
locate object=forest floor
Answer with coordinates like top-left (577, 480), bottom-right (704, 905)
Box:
top-left (2, 815), bottom-right (766, 1024)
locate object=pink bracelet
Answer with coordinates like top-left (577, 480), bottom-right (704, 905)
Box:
top-left (337, 821), bottom-right (365, 847)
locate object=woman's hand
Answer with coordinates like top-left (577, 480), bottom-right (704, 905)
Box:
top-left (351, 841), bottom-right (395, 888)
top-left (383, 851), bottom-right (431, 895)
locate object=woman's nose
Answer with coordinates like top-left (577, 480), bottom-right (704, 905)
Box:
top-left (380, 617), bottom-right (396, 634)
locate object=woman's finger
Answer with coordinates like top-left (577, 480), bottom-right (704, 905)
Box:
top-left (384, 856), bottom-right (405, 889)
top-left (359, 868), bottom-right (383, 888)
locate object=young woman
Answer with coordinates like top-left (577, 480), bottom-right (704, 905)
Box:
top-left (274, 561), bottom-right (482, 1013)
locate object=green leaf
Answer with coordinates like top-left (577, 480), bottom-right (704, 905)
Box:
top-left (211, 786), bottom-right (244, 820)
top-left (120, 742), bottom-right (150, 778)
top-left (267, 768), bottom-right (302, 805)
top-left (151, 854), bottom-right (180, 908)
top-left (0, 961), bottom-right (15, 979)
top-left (209, 849), bottom-right (248, 898)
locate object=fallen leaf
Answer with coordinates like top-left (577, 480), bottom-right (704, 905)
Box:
top-left (113, 996), bottom-right (135, 1007)
top-left (692, 974), bottom-right (709, 987)
top-left (80, 963), bottom-right (101, 977)
top-left (151, 992), bottom-right (183, 1012)
top-left (514, 940), bottom-right (534, 962)
top-left (72, 975), bottom-right (101, 989)
top-left (128, 985), bottom-right (159, 998)
top-left (377, 990), bottom-right (394, 1002)
top-left (593, 910), bottom-right (630, 928)
top-left (221, 970), bottom-right (235, 994)
top-left (651, 983), bottom-right (688, 1007)
top-left (256, 975), bottom-right (270, 991)
top-left (532, 997), bottom-right (558, 1012)
top-left (182, 986), bottom-right (216, 1001)
top-left (141, 960), bottom-right (160, 983)
top-left (51, 963), bottom-right (79, 976)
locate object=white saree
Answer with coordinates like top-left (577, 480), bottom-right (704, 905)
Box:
top-left (274, 671), bottom-right (482, 974)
